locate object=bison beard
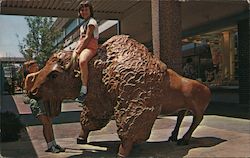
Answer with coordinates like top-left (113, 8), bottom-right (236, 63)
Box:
top-left (26, 35), bottom-right (211, 157)
top-left (43, 100), bottom-right (62, 117)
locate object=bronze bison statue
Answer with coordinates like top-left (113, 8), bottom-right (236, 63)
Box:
top-left (25, 35), bottom-right (211, 157)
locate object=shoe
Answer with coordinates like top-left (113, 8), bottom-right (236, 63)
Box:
top-left (45, 146), bottom-right (60, 153)
top-left (55, 144), bottom-right (65, 152)
top-left (75, 93), bottom-right (87, 103)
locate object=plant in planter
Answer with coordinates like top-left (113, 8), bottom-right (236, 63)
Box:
top-left (1, 111), bottom-right (24, 142)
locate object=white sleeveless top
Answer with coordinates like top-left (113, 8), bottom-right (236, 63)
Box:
top-left (80, 17), bottom-right (99, 39)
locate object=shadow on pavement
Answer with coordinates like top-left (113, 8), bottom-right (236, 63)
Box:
top-left (67, 137), bottom-right (226, 158)
top-left (1, 95), bottom-right (38, 157)
top-left (20, 111), bottom-right (81, 126)
top-left (1, 123), bottom-right (38, 158)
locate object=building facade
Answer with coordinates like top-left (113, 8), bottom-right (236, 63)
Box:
top-left (50, 1), bottom-right (249, 104)
top-left (1, 0), bottom-right (248, 104)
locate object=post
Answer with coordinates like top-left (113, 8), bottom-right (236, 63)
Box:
top-left (151, 0), bottom-right (182, 74)
top-left (151, 0), bottom-right (160, 58)
top-left (238, 14), bottom-right (250, 104)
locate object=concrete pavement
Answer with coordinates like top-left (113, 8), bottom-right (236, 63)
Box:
top-left (1, 115), bottom-right (250, 158)
top-left (1, 94), bottom-right (250, 157)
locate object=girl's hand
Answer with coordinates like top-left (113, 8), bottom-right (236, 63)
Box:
top-left (64, 51), bottom-right (78, 70)
top-left (72, 51), bottom-right (78, 62)
top-left (73, 49), bottom-right (79, 55)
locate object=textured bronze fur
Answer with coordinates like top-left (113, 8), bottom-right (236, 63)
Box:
top-left (25, 35), bottom-right (211, 157)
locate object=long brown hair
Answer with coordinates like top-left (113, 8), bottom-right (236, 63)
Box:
top-left (78, 1), bottom-right (94, 19)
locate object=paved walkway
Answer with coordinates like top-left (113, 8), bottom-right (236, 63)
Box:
top-left (1, 94), bottom-right (250, 157)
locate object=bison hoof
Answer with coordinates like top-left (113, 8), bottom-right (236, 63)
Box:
top-left (77, 137), bottom-right (87, 144)
top-left (168, 135), bottom-right (178, 142)
top-left (177, 138), bottom-right (189, 146)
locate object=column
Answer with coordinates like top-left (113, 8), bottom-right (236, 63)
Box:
top-left (237, 12), bottom-right (250, 104)
top-left (151, 0), bottom-right (160, 58)
top-left (151, 0), bottom-right (182, 74)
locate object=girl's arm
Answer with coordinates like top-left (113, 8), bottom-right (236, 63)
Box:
top-left (74, 25), bottom-right (95, 54)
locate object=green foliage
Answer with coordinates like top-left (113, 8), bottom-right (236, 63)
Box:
top-left (0, 111), bottom-right (24, 142)
top-left (18, 17), bottom-right (61, 67)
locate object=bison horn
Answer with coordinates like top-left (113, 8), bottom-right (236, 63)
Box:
top-left (31, 87), bottom-right (39, 95)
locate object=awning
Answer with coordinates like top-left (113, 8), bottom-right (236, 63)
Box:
top-left (0, 0), bottom-right (144, 19)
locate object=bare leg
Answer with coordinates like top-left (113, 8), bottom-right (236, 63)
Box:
top-left (37, 115), bottom-right (54, 143)
top-left (168, 110), bottom-right (187, 142)
top-left (79, 49), bottom-right (96, 86)
top-left (77, 128), bottom-right (89, 144)
top-left (177, 113), bottom-right (203, 145)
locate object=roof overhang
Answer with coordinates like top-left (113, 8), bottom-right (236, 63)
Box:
top-left (2, 0), bottom-right (248, 19)
top-left (0, 57), bottom-right (26, 63)
top-left (1, 0), bottom-right (249, 44)
top-left (0, 0), bottom-right (143, 19)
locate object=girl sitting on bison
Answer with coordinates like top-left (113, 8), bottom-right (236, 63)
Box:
top-left (74, 1), bottom-right (99, 103)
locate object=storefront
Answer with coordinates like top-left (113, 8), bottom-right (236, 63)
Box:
top-left (182, 26), bottom-right (239, 86)
top-left (181, 10), bottom-right (249, 104)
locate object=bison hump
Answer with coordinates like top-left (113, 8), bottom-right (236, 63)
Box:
top-left (100, 35), bottom-right (167, 95)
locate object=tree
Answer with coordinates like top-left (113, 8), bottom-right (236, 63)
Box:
top-left (17, 17), bottom-right (61, 66)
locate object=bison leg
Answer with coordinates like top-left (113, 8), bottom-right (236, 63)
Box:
top-left (115, 102), bottom-right (160, 157)
top-left (117, 140), bottom-right (134, 158)
top-left (77, 105), bottom-right (112, 144)
top-left (177, 111), bottom-right (203, 145)
top-left (77, 128), bottom-right (89, 144)
top-left (168, 110), bottom-right (187, 142)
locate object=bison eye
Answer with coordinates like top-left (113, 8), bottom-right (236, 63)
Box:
top-left (48, 71), bottom-right (59, 79)
top-left (51, 73), bottom-right (58, 79)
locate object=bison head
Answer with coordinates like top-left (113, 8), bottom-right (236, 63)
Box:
top-left (25, 51), bottom-right (81, 104)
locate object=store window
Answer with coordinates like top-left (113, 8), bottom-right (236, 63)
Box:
top-left (182, 26), bottom-right (238, 86)
top-left (54, 31), bottom-right (65, 46)
top-left (65, 19), bottom-right (78, 35)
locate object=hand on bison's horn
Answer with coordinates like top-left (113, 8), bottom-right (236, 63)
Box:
top-left (64, 51), bottom-right (78, 70)
top-left (30, 87), bottom-right (39, 95)
top-left (64, 60), bottom-right (72, 70)
top-left (27, 88), bottom-right (39, 100)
